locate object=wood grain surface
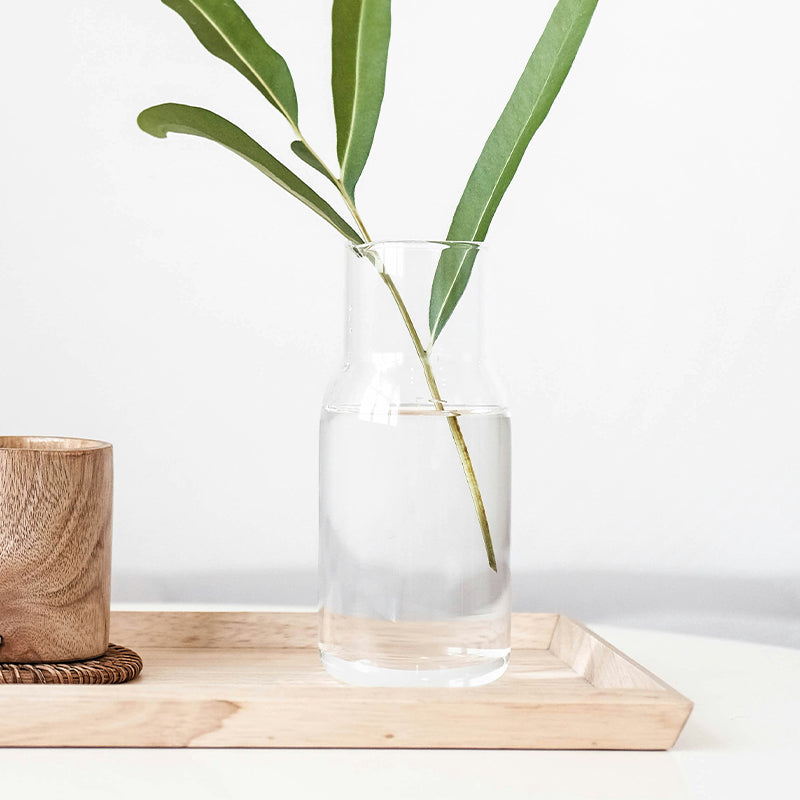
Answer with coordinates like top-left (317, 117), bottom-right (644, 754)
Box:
top-left (0, 611), bottom-right (693, 749)
top-left (0, 436), bottom-right (113, 663)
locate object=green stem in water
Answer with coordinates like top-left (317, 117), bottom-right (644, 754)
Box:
top-left (379, 271), bottom-right (497, 572)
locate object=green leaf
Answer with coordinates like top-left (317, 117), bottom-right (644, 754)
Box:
top-left (428, 0), bottom-right (598, 344)
top-left (290, 140), bottom-right (337, 186)
top-left (162, 0), bottom-right (298, 125)
top-left (331, 0), bottom-right (391, 197)
top-left (427, 244), bottom-right (480, 346)
top-left (138, 103), bottom-right (363, 244)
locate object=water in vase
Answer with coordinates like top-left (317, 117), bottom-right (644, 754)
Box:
top-left (319, 403), bottom-right (511, 687)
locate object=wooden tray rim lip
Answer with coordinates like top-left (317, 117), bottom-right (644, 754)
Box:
top-left (551, 615), bottom-right (693, 707)
top-left (0, 684), bottom-right (692, 709)
top-left (100, 609), bottom-right (693, 709)
top-left (0, 611), bottom-right (692, 712)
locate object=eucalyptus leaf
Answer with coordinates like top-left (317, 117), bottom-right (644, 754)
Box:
top-left (331, 0), bottom-right (391, 197)
top-left (138, 103), bottom-right (363, 243)
top-left (162, 0), bottom-right (298, 125)
top-left (291, 140), bottom-right (337, 186)
top-left (428, 0), bottom-right (598, 344)
top-left (427, 243), bottom-right (479, 346)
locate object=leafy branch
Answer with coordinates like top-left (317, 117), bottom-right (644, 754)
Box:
top-left (137, 0), bottom-right (599, 570)
top-left (428, 0), bottom-right (599, 345)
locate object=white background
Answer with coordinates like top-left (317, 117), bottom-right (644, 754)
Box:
top-left (1, 2), bottom-right (798, 613)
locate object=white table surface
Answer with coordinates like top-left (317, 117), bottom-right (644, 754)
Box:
top-left (1, 606), bottom-right (798, 800)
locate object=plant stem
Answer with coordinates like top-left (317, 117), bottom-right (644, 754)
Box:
top-left (291, 131), bottom-right (496, 569)
top-left (379, 271), bottom-right (497, 572)
top-left (291, 129), bottom-right (373, 240)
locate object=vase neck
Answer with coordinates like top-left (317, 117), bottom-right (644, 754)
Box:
top-left (344, 241), bottom-right (484, 364)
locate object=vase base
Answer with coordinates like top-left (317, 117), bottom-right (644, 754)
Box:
top-left (320, 650), bottom-right (509, 688)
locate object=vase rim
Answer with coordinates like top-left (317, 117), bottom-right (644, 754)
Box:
top-left (351, 239), bottom-right (483, 254)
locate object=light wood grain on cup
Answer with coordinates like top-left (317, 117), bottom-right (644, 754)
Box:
top-left (0, 436), bottom-right (113, 663)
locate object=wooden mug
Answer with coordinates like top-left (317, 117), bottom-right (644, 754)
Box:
top-left (0, 436), bottom-right (113, 663)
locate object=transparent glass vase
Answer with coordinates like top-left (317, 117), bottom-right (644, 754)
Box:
top-left (318, 240), bottom-right (511, 687)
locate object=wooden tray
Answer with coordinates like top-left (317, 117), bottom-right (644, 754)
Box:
top-left (0, 611), bottom-right (692, 749)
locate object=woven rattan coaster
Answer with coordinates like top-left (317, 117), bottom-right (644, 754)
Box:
top-left (0, 643), bottom-right (142, 685)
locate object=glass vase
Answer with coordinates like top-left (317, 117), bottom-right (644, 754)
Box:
top-left (318, 240), bottom-right (511, 687)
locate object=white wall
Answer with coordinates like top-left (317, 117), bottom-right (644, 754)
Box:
top-left (1, 1), bottom-right (798, 586)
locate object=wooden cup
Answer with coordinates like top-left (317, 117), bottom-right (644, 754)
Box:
top-left (0, 436), bottom-right (113, 663)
